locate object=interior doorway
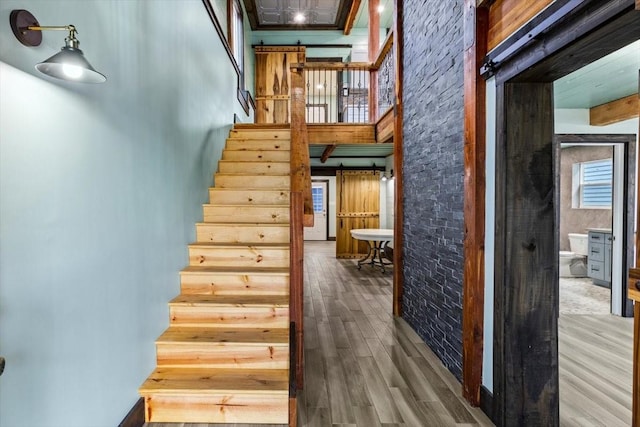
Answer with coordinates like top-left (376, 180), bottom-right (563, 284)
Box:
top-left (304, 180), bottom-right (329, 241)
top-left (556, 137), bottom-right (636, 318)
top-left (488, 4), bottom-right (639, 424)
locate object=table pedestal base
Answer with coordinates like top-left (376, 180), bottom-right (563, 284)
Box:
top-left (357, 240), bottom-right (393, 273)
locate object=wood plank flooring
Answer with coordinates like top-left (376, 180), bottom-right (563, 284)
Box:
top-left (145, 241), bottom-right (633, 427)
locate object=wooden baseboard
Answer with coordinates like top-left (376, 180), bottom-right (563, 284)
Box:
top-left (479, 385), bottom-right (494, 423)
top-left (328, 236), bottom-right (336, 241)
top-left (118, 397), bottom-right (144, 427)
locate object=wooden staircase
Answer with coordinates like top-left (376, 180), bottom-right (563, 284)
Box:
top-left (139, 125), bottom-right (292, 424)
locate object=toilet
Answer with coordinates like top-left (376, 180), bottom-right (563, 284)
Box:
top-left (559, 233), bottom-right (588, 277)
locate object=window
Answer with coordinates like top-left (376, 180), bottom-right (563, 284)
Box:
top-left (228, 0), bottom-right (244, 78)
top-left (572, 159), bottom-right (613, 208)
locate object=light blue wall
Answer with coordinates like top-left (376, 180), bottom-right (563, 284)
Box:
top-left (0, 1), bottom-right (251, 426)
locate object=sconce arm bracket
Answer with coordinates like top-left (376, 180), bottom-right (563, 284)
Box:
top-left (10, 9), bottom-right (42, 47)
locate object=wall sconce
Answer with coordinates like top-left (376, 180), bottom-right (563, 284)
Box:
top-left (380, 170), bottom-right (394, 182)
top-left (342, 84), bottom-right (349, 97)
top-left (10, 9), bottom-right (106, 83)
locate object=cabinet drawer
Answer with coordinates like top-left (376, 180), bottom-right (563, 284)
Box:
top-left (589, 243), bottom-right (605, 262)
top-left (589, 232), bottom-right (606, 244)
top-left (588, 260), bottom-right (605, 281)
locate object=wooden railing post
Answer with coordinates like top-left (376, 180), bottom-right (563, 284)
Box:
top-left (290, 192), bottom-right (304, 390)
top-left (290, 65), bottom-right (314, 225)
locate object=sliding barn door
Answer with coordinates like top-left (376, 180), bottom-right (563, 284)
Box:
top-left (254, 46), bottom-right (306, 124)
top-left (336, 170), bottom-right (380, 258)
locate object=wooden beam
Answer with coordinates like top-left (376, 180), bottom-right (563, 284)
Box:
top-left (307, 124), bottom-right (376, 144)
top-left (487, 0), bottom-right (553, 51)
top-left (343, 0), bottom-right (361, 35)
top-left (494, 81), bottom-right (558, 426)
top-left (590, 94), bottom-right (639, 126)
top-left (392, 0), bottom-right (404, 317)
top-left (320, 145), bottom-right (337, 163)
top-left (462, 0), bottom-right (488, 407)
top-left (375, 107), bottom-right (394, 143)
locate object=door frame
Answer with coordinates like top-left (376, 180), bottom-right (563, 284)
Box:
top-left (489, 2), bottom-right (640, 425)
top-left (555, 135), bottom-right (636, 318)
top-left (305, 179), bottom-right (330, 241)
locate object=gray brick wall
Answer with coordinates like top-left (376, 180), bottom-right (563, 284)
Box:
top-left (401, 0), bottom-right (465, 380)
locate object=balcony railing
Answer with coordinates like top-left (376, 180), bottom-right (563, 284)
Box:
top-left (302, 62), bottom-right (371, 124)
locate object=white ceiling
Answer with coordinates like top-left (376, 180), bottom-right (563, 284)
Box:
top-left (554, 40), bottom-right (639, 109)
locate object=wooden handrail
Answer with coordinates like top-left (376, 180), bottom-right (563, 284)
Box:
top-left (372, 31), bottom-right (394, 71)
top-left (289, 192), bottom-right (304, 391)
top-left (291, 61), bottom-right (373, 70)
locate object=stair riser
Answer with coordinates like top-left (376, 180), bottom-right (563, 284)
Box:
top-left (214, 175), bottom-right (290, 189)
top-left (188, 247), bottom-right (290, 268)
top-left (222, 150), bottom-right (290, 162)
top-left (229, 129), bottom-right (291, 140)
top-left (180, 273), bottom-right (289, 296)
top-left (209, 189), bottom-right (290, 206)
top-left (169, 306), bottom-right (289, 328)
top-left (196, 224), bottom-right (289, 244)
top-left (144, 394), bottom-right (288, 424)
top-left (203, 206), bottom-right (290, 224)
top-left (225, 139), bottom-right (291, 151)
top-left (218, 162), bottom-right (290, 174)
top-left (156, 344), bottom-right (288, 369)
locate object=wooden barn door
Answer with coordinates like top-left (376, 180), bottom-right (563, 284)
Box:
top-left (254, 46), bottom-right (306, 124)
top-left (336, 170), bottom-right (380, 258)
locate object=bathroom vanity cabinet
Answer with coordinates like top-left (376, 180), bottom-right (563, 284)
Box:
top-left (587, 230), bottom-right (612, 288)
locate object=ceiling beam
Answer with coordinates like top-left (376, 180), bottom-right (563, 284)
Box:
top-left (590, 94), bottom-right (639, 126)
top-left (343, 0), bottom-right (361, 35)
top-left (320, 145), bottom-right (337, 163)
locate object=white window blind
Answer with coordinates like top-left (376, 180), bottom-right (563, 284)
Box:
top-left (580, 159), bottom-right (612, 208)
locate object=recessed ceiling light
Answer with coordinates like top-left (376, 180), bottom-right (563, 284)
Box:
top-left (293, 12), bottom-right (306, 23)
top-left (377, 4), bottom-right (384, 13)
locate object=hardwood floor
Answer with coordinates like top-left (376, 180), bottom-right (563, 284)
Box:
top-left (145, 241), bottom-right (633, 427)
top-left (559, 314), bottom-right (632, 427)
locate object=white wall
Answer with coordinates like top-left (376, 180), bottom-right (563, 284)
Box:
top-left (385, 154), bottom-right (395, 229)
top-left (0, 1), bottom-right (251, 426)
top-left (482, 102), bottom-right (639, 393)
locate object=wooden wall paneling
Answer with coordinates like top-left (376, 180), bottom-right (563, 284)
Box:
top-left (462, 0), bottom-right (488, 407)
top-left (493, 81), bottom-right (558, 426)
top-left (392, 0), bottom-right (404, 317)
top-left (336, 170), bottom-right (380, 258)
top-left (487, 0), bottom-right (553, 50)
top-left (254, 47), bottom-right (306, 124)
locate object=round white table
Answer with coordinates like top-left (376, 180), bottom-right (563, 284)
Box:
top-left (350, 229), bottom-right (394, 272)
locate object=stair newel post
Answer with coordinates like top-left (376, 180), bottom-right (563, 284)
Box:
top-left (290, 63), bottom-right (308, 391)
top-left (290, 191), bottom-right (304, 392)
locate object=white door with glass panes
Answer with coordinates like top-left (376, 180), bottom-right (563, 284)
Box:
top-left (304, 181), bottom-right (328, 240)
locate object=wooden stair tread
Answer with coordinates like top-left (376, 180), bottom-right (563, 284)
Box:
top-left (181, 265), bottom-right (289, 274)
top-left (215, 173), bottom-right (290, 176)
top-left (139, 367), bottom-right (288, 395)
top-left (234, 124), bottom-right (291, 130)
top-left (170, 294), bottom-right (289, 306)
top-left (188, 242), bottom-right (290, 248)
top-left (157, 327), bottom-right (289, 345)
top-left (196, 222), bottom-right (288, 227)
